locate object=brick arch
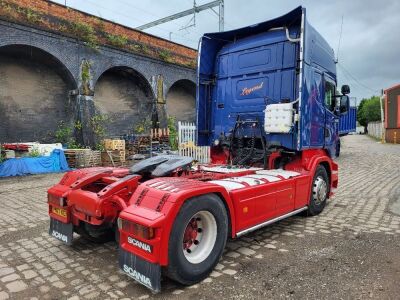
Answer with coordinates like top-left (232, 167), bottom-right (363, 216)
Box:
top-left (166, 79), bottom-right (197, 123)
top-left (0, 42), bottom-right (78, 88)
top-left (93, 65), bottom-right (156, 137)
top-left (93, 65), bottom-right (155, 99)
top-left (0, 44), bottom-right (78, 143)
top-left (164, 72), bottom-right (196, 93)
top-left (166, 78), bottom-right (196, 91)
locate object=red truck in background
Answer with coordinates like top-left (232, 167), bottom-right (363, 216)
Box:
top-left (48, 7), bottom-right (350, 292)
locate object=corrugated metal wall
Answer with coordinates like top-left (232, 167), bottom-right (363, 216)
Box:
top-left (385, 86), bottom-right (400, 129)
top-left (386, 128), bottom-right (400, 143)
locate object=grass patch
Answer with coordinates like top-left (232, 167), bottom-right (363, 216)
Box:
top-left (158, 49), bottom-right (172, 62)
top-left (106, 33), bottom-right (128, 48)
top-left (69, 21), bottom-right (98, 49)
top-left (25, 7), bottom-right (41, 24)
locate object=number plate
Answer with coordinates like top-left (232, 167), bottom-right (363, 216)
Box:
top-left (119, 248), bottom-right (161, 293)
top-left (52, 207), bottom-right (67, 218)
top-left (49, 218), bottom-right (73, 245)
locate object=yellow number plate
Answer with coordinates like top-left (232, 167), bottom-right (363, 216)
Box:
top-left (52, 207), bottom-right (67, 218)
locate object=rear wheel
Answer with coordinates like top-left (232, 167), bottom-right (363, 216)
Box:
top-left (166, 194), bottom-right (228, 285)
top-left (307, 165), bottom-right (329, 216)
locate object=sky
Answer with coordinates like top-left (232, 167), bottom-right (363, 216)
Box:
top-left (50, 0), bottom-right (400, 103)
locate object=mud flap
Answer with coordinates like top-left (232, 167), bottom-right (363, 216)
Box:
top-left (49, 218), bottom-right (73, 246)
top-left (119, 248), bottom-right (161, 293)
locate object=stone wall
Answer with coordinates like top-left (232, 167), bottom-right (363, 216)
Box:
top-left (0, 0), bottom-right (197, 68)
top-left (0, 16), bottom-right (196, 146)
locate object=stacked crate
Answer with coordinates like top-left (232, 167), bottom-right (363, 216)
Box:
top-left (64, 149), bottom-right (101, 168)
top-left (131, 136), bottom-right (151, 155)
top-left (101, 139), bottom-right (126, 167)
top-left (103, 139), bottom-right (125, 151)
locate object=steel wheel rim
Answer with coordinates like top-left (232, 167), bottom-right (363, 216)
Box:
top-left (182, 210), bottom-right (217, 264)
top-left (313, 176), bottom-right (327, 205)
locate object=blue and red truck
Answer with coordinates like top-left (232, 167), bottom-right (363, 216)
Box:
top-left (47, 6), bottom-right (350, 292)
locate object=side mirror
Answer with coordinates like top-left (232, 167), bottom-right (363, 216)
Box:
top-left (339, 95), bottom-right (350, 114)
top-left (341, 85), bottom-right (350, 95)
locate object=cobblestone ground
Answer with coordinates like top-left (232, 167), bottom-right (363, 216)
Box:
top-left (0, 135), bottom-right (399, 299)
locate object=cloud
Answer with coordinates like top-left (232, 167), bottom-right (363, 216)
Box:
top-left (52, 0), bottom-right (400, 100)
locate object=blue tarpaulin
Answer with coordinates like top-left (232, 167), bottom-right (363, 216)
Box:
top-left (0, 149), bottom-right (70, 177)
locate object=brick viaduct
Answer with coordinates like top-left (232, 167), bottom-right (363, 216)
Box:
top-left (0, 0), bottom-right (197, 146)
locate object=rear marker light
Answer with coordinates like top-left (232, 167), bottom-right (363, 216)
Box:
top-left (48, 194), bottom-right (67, 207)
top-left (120, 218), bottom-right (155, 240)
top-left (59, 197), bottom-right (66, 207)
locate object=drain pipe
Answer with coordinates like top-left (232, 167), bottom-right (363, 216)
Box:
top-left (380, 90), bottom-right (385, 143)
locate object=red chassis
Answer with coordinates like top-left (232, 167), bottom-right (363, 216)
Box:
top-left (47, 162), bottom-right (263, 243)
top-left (47, 150), bottom-right (338, 292)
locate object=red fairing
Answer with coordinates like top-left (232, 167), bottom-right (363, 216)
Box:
top-left (285, 149), bottom-right (338, 197)
top-left (119, 178), bottom-right (235, 265)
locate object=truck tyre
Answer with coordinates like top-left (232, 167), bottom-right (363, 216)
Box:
top-left (166, 194), bottom-right (228, 285)
top-left (307, 165), bottom-right (329, 216)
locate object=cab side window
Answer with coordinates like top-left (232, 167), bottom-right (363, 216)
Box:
top-left (324, 81), bottom-right (336, 112)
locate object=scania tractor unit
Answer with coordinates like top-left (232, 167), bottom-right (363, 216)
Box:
top-left (47, 7), bottom-right (350, 293)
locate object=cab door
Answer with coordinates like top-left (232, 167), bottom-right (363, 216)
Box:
top-left (323, 76), bottom-right (339, 157)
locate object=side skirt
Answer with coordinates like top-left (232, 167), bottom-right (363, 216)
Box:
top-left (236, 206), bottom-right (308, 237)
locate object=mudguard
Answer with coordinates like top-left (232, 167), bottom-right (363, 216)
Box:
top-left (285, 149), bottom-right (338, 201)
top-left (119, 177), bottom-right (236, 266)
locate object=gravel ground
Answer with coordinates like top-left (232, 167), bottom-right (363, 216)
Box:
top-left (0, 134), bottom-right (399, 300)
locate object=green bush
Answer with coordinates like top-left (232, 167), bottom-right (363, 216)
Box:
top-left (133, 119), bottom-right (151, 135)
top-left (29, 147), bottom-right (41, 157)
top-left (67, 140), bottom-right (83, 149)
top-left (357, 96), bottom-right (382, 131)
top-left (167, 116), bottom-right (178, 151)
top-left (0, 145), bottom-right (4, 163)
top-left (90, 114), bottom-right (108, 142)
top-left (81, 60), bottom-right (92, 95)
top-left (55, 122), bottom-right (73, 144)
top-left (55, 121), bottom-right (83, 149)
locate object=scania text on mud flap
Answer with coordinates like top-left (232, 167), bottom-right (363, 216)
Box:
top-left (47, 6), bottom-right (349, 294)
top-left (127, 236), bottom-right (152, 253)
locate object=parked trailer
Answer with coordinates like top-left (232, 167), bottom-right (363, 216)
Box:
top-left (47, 6), bottom-right (350, 293)
top-left (339, 105), bottom-right (357, 136)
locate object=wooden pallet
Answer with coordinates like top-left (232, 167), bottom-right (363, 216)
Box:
top-left (64, 149), bottom-right (101, 168)
top-left (102, 139), bottom-right (125, 151)
top-left (101, 150), bottom-right (126, 167)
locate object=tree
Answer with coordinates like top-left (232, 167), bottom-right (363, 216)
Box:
top-left (357, 96), bottom-right (381, 133)
top-left (357, 99), bottom-right (368, 128)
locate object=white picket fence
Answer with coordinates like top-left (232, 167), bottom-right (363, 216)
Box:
top-left (367, 121), bottom-right (383, 140)
top-left (178, 121), bottom-right (210, 163)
